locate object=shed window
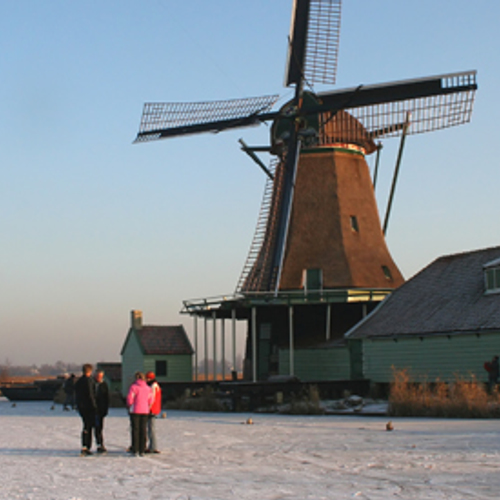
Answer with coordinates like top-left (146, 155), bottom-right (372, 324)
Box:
top-left (155, 360), bottom-right (168, 377)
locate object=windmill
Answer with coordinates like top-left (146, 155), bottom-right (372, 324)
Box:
top-left (135, 0), bottom-right (477, 382)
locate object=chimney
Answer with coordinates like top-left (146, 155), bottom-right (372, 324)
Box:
top-left (131, 310), bottom-right (143, 330)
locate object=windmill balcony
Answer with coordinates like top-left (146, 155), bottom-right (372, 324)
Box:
top-left (181, 287), bottom-right (393, 318)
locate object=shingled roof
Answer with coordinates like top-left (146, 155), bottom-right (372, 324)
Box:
top-left (346, 246), bottom-right (500, 339)
top-left (96, 362), bottom-right (122, 382)
top-left (127, 325), bottom-right (194, 355)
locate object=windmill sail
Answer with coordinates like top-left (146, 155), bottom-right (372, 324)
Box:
top-left (316, 71), bottom-right (477, 140)
top-left (285, 0), bottom-right (342, 86)
top-left (135, 95), bottom-right (279, 142)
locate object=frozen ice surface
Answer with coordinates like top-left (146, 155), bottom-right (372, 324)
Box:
top-left (1, 397), bottom-right (500, 499)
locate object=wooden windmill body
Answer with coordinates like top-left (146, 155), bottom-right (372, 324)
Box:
top-left (135, 0), bottom-right (477, 382)
top-left (243, 107), bottom-right (404, 293)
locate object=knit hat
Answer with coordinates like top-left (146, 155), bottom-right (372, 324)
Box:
top-left (146, 371), bottom-right (155, 380)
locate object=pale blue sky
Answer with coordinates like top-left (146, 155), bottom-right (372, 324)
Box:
top-left (1, 1), bottom-right (498, 365)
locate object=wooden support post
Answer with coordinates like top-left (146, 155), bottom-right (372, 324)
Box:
top-left (289, 305), bottom-right (294, 377)
top-left (383, 112), bottom-right (411, 235)
top-left (212, 311), bottom-right (217, 382)
top-left (204, 317), bottom-right (208, 381)
top-left (252, 307), bottom-right (257, 383)
top-left (194, 316), bottom-right (198, 381)
top-left (221, 318), bottom-right (226, 380)
top-left (326, 304), bottom-right (331, 341)
top-left (232, 309), bottom-right (237, 376)
top-left (372, 142), bottom-right (383, 190)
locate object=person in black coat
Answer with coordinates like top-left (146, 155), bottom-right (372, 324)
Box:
top-left (74, 363), bottom-right (97, 455)
top-left (94, 370), bottom-right (110, 453)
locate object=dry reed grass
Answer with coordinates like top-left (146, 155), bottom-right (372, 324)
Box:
top-left (389, 368), bottom-right (500, 418)
top-left (287, 385), bottom-right (324, 415)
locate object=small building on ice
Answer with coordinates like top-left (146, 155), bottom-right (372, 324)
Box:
top-left (96, 362), bottom-right (122, 394)
top-left (121, 310), bottom-right (194, 395)
top-left (345, 246), bottom-right (500, 383)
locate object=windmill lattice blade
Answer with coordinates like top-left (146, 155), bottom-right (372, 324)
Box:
top-left (285, 0), bottom-right (342, 87)
top-left (304, 0), bottom-right (342, 85)
top-left (317, 71), bottom-right (477, 141)
top-left (135, 95), bottom-right (279, 142)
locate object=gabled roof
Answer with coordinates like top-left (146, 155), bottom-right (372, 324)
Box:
top-left (96, 362), bottom-right (122, 382)
top-left (121, 325), bottom-right (194, 356)
top-left (346, 246), bottom-right (500, 340)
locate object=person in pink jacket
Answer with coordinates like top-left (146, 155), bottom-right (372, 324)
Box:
top-left (126, 372), bottom-right (153, 456)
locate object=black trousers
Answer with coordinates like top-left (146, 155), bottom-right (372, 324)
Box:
top-left (131, 414), bottom-right (148, 455)
top-left (95, 414), bottom-right (105, 446)
top-left (80, 411), bottom-right (95, 449)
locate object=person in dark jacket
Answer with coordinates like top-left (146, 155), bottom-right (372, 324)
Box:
top-left (74, 363), bottom-right (97, 456)
top-left (94, 370), bottom-right (110, 453)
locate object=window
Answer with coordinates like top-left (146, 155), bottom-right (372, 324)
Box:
top-left (260, 323), bottom-right (271, 340)
top-left (486, 269), bottom-right (495, 289)
top-left (382, 265), bottom-right (393, 281)
top-left (350, 215), bottom-right (359, 232)
top-left (302, 268), bottom-right (323, 291)
top-left (155, 360), bottom-right (167, 377)
top-left (485, 266), bottom-right (500, 293)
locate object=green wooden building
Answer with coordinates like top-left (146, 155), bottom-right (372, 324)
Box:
top-left (345, 246), bottom-right (500, 383)
top-left (279, 340), bottom-right (351, 381)
top-left (121, 310), bottom-right (194, 395)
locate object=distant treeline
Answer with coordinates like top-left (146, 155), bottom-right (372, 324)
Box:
top-left (0, 360), bottom-right (81, 379)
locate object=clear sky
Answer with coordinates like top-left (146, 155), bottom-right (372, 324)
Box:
top-left (1, 1), bottom-right (498, 365)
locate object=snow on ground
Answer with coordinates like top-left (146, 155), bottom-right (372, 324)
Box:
top-left (1, 398), bottom-right (500, 500)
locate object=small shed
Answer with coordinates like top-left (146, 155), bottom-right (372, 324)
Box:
top-left (121, 310), bottom-right (194, 395)
top-left (96, 362), bottom-right (122, 394)
top-left (345, 246), bottom-right (500, 383)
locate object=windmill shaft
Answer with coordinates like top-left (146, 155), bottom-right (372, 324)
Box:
top-left (272, 138), bottom-right (302, 294)
top-left (271, 71), bottom-right (306, 293)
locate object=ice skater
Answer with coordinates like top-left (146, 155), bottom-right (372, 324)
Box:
top-left (146, 371), bottom-right (162, 453)
top-left (94, 370), bottom-right (110, 453)
top-left (74, 363), bottom-right (97, 456)
top-left (126, 372), bottom-right (153, 457)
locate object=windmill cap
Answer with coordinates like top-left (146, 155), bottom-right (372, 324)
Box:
top-left (146, 371), bottom-right (155, 380)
